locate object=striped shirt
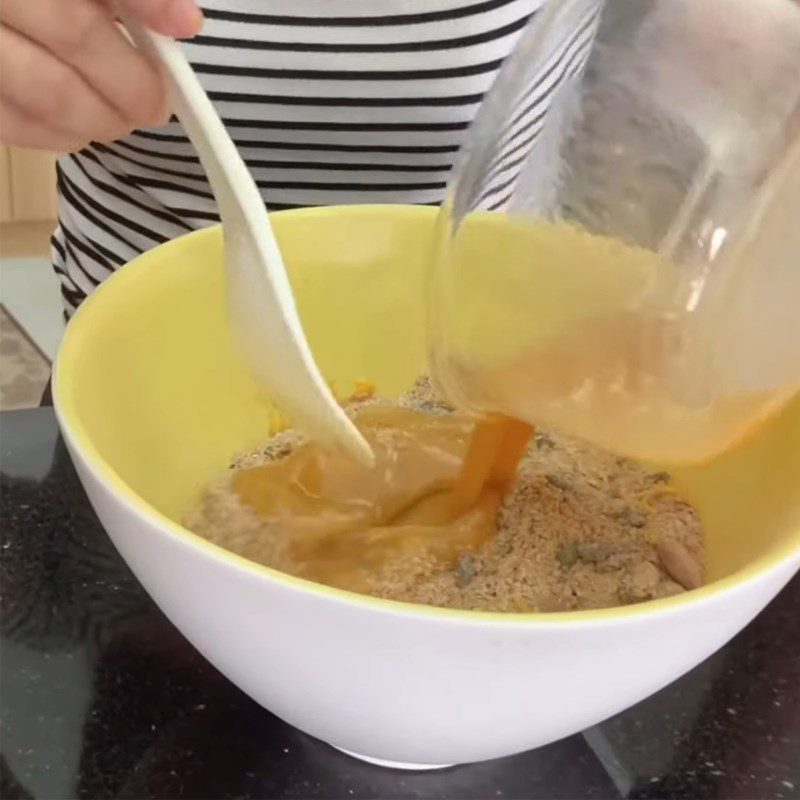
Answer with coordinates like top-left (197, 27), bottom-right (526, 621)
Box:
top-left (52, 0), bottom-right (554, 316)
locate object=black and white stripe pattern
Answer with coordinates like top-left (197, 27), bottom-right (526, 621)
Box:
top-left (444, 0), bottom-right (603, 222)
top-left (472, 0), bottom-right (602, 212)
top-left (52, 0), bottom-right (599, 316)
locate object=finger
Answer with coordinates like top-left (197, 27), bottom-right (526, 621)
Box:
top-left (114, 0), bottom-right (204, 39)
top-left (0, 26), bottom-right (135, 144)
top-left (0, 99), bottom-right (86, 152)
top-left (3, 0), bottom-right (168, 128)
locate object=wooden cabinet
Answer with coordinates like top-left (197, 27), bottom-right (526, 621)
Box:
top-left (0, 148), bottom-right (58, 223)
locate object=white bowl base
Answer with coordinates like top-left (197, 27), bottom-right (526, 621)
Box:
top-left (334, 747), bottom-right (455, 770)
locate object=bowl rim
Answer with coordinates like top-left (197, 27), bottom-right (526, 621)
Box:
top-left (54, 204), bottom-right (800, 627)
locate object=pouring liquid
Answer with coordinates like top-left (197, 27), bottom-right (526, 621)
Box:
top-left (234, 152), bottom-right (798, 590)
top-left (233, 216), bottom-right (797, 591)
top-left (433, 218), bottom-right (799, 465)
top-left (233, 405), bottom-right (526, 592)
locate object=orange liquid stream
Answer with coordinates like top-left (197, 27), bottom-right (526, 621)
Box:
top-left (453, 415), bottom-right (533, 508)
top-left (233, 405), bottom-right (532, 591)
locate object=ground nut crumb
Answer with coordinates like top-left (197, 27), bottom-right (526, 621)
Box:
top-left (186, 377), bottom-right (706, 612)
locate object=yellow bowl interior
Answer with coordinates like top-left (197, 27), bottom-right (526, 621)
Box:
top-left (56, 206), bottom-right (800, 605)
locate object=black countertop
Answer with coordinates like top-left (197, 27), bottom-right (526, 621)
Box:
top-left (1, 408), bottom-right (798, 800)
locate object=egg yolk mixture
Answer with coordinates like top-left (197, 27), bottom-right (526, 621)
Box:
top-left (233, 404), bottom-right (531, 592)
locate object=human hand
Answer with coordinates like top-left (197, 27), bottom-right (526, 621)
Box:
top-left (0, 0), bottom-right (204, 151)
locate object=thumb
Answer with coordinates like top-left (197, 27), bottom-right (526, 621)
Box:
top-left (114, 0), bottom-right (204, 39)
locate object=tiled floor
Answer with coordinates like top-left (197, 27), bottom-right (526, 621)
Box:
top-left (0, 306), bottom-right (51, 409)
top-left (1, 222), bottom-right (64, 410)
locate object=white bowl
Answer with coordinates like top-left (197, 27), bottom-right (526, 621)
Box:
top-left (54, 206), bottom-right (800, 768)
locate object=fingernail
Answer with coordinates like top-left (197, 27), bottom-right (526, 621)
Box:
top-left (169, 0), bottom-right (204, 39)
